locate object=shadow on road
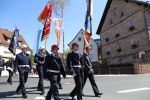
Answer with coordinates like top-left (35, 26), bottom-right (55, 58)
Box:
top-left (83, 95), bottom-right (97, 97)
top-left (26, 86), bottom-right (50, 90)
top-left (0, 81), bottom-right (18, 85)
top-left (0, 91), bottom-right (20, 99)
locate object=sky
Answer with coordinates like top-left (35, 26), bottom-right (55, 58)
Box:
top-left (0, 0), bottom-right (149, 53)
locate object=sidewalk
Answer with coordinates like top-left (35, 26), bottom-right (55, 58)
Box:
top-left (1, 71), bottom-right (74, 78)
top-left (1, 70), bottom-right (130, 78)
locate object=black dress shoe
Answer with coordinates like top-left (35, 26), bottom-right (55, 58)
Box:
top-left (81, 93), bottom-right (84, 96)
top-left (95, 93), bottom-right (103, 97)
top-left (59, 86), bottom-right (63, 89)
top-left (16, 90), bottom-right (21, 95)
top-left (37, 88), bottom-right (40, 91)
top-left (40, 91), bottom-right (45, 95)
top-left (70, 94), bottom-right (76, 100)
top-left (22, 94), bottom-right (27, 98)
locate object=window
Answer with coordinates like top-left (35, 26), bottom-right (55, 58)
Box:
top-left (116, 44), bottom-right (122, 52)
top-left (78, 37), bottom-right (81, 41)
top-left (131, 38), bottom-right (139, 49)
top-left (109, 18), bottom-right (113, 25)
top-left (19, 41), bottom-right (22, 45)
top-left (113, 7), bottom-right (117, 16)
top-left (115, 33), bottom-right (120, 38)
top-left (114, 26), bottom-right (122, 38)
top-left (106, 48), bottom-right (111, 55)
top-left (7, 39), bottom-right (10, 43)
top-left (128, 20), bottom-right (136, 31)
top-left (120, 11), bottom-right (124, 18)
top-left (106, 51), bottom-right (110, 55)
top-left (105, 37), bottom-right (109, 42)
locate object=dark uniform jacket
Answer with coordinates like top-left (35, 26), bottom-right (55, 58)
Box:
top-left (0, 58), bottom-right (4, 71)
top-left (44, 54), bottom-right (66, 80)
top-left (67, 51), bottom-right (82, 76)
top-left (82, 53), bottom-right (93, 74)
top-left (15, 52), bottom-right (32, 73)
top-left (34, 52), bottom-right (45, 66)
top-left (6, 59), bottom-right (14, 72)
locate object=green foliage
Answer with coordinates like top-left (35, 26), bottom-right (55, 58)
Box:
top-left (30, 49), bottom-right (34, 64)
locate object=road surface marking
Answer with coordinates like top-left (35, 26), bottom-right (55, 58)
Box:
top-left (64, 82), bottom-right (71, 85)
top-left (99, 75), bottom-right (129, 77)
top-left (117, 87), bottom-right (150, 93)
top-left (35, 96), bottom-right (45, 100)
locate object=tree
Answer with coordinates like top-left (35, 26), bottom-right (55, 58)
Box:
top-left (49, 0), bottom-right (69, 18)
top-left (49, 0), bottom-right (70, 59)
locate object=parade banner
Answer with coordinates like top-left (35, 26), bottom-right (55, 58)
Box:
top-left (33, 30), bottom-right (42, 54)
top-left (54, 18), bottom-right (62, 47)
top-left (8, 28), bottom-right (19, 55)
top-left (84, 0), bottom-right (93, 47)
top-left (40, 3), bottom-right (52, 41)
top-left (38, 3), bottom-right (52, 24)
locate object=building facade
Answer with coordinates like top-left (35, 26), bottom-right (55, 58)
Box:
top-left (68, 29), bottom-right (99, 62)
top-left (96, 0), bottom-right (150, 65)
top-left (0, 28), bottom-right (30, 61)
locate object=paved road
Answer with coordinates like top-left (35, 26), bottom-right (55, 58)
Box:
top-left (0, 74), bottom-right (150, 100)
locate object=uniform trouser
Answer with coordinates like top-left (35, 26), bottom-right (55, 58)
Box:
top-left (70, 75), bottom-right (82, 100)
top-left (7, 70), bottom-right (13, 84)
top-left (46, 74), bottom-right (60, 100)
top-left (37, 66), bottom-right (44, 91)
top-left (57, 73), bottom-right (62, 87)
top-left (0, 71), bottom-right (2, 77)
top-left (83, 72), bottom-right (100, 95)
top-left (16, 72), bottom-right (28, 95)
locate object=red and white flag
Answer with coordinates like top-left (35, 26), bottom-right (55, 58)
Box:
top-left (38, 3), bottom-right (52, 24)
top-left (54, 18), bottom-right (62, 47)
top-left (38, 3), bottom-right (52, 41)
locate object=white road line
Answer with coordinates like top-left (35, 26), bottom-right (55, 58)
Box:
top-left (98, 75), bottom-right (129, 77)
top-left (35, 96), bottom-right (45, 100)
top-left (63, 82), bottom-right (71, 85)
top-left (34, 96), bottom-right (72, 100)
top-left (117, 87), bottom-right (150, 93)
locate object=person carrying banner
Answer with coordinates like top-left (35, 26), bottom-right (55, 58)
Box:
top-left (14, 44), bottom-right (33, 98)
top-left (6, 57), bottom-right (14, 84)
top-left (44, 45), bottom-right (66, 100)
top-left (67, 43), bottom-right (83, 100)
top-left (34, 46), bottom-right (45, 95)
top-left (0, 56), bottom-right (5, 77)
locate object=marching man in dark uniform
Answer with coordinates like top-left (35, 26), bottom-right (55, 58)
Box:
top-left (34, 46), bottom-right (45, 95)
top-left (57, 53), bottom-right (63, 89)
top-left (6, 57), bottom-right (14, 84)
top-left (14, 44), bottom-right (33, 98)
top-left (67, 43), bottom-right (83, 100)
top-left (45, 45), bottom-right (66, 100)
top-left (0, 56), bottom-right (5, 77)
top-left (82, 47), bottom-right (103, 97)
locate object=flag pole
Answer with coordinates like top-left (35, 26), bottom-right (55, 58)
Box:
top-left (44, 38), bottom-right (47, 56)
top-left (61, 3), bottom-right (65, 60)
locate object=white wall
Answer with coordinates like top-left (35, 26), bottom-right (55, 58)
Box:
top-left (0, 45), bottom-right (30, 60)
top-left (69, 30), bottom-right (98, 62)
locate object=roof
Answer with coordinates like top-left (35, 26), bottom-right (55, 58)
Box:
top-left (0, 28), bottom-right (29, 49)
top-left (68, 29), bottom-right (84, 46)
top-left (96, 0), bottom-right (150, 35)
